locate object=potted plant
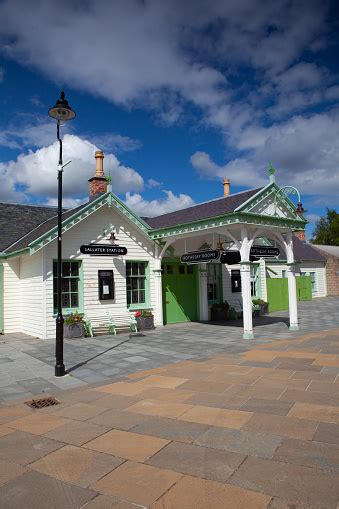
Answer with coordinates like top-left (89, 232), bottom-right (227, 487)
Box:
top-left (63, 310), bottom-right (85, 339)
top-left (210, 301), bottom-right (230, 321)
top-left (135, 310), bottom-right (154, 330)
top-left (252, 298), bottom-right (268, 316)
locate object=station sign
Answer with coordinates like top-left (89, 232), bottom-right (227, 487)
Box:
top-left (80, 244), bottom-right (127, 256)
top-left (181, 249), bottom-right (219, 264)
top-left (250, 246), bottom-right (280, 258)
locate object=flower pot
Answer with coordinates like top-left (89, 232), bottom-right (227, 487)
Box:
top-left (136, 316), bottom-right (154, 330)
top-left (64, 323), bottom-right (85, 339)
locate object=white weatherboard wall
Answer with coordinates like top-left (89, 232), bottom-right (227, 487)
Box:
top-left (265, 261), bottom-right (327, 298)
top-left (3, 252), bottom-right (44, 336)
top-left (43, 203), bottom-right (158, 340)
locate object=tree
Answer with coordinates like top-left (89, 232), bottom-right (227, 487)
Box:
top-left (311, 209), bottom-right (339, 245)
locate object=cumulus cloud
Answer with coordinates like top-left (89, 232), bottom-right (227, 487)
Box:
top-left (0, 134), bottom-right (144, 203)
top-left (192, 109), bottom-right (339, 197)
top-left (124, 190), bottom-right (195, 217)
top-left (0, 0), bottom-right (331, 131)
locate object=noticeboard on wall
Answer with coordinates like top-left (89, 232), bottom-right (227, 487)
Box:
top-left (98, 270), bottom-right (114, 300)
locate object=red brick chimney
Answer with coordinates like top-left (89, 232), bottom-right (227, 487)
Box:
top-left (88, 150), bottom-right (107, 199)
top-left (294, 230), bottom-right (306, 242)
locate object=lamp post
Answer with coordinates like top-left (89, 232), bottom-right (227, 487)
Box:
top-left (48, 91), bottom-right (76, 377)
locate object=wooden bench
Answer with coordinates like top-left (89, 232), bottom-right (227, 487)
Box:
top-left (84, 312), bottom-right (137, 337)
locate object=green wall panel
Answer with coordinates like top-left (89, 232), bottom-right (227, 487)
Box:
top-left (267, 275), bottom-right (312, 313)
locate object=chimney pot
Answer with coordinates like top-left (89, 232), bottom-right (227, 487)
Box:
top-left (223, 178), bottom-right (230, 197)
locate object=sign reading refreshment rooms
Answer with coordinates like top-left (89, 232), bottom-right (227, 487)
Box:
top-left (80, 244), bottom-right (128, 256)
top-left (181, 250), bottom-right (220, 264)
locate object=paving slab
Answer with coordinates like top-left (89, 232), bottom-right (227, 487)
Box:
top-left (148, 440), bottom-right (245, 483)
top-left (0, 430), bottom-right (64, 465)
top-left (195, 426), bottom-right (282, 459)
top-left (229, 456), bottom-right (339, 509)
top-left (92, 460), bottom-right (181, 506)
top-left (273, 437), bottom-right (339, 472)
top-left (0, 470), bottom-right (97, 509)
top-left (29, 444), bottom-right (124, 488)
top-left (152, 475), bottom-right (271, 509)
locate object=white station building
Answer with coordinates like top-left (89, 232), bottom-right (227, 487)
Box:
top-left (0, 151), bottom-right (326, 340)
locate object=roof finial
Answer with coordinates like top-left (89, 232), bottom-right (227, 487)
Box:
top-left (268, 162), bottom-right (276, 184)
top-left (107, 172), bottom-right (112, 192)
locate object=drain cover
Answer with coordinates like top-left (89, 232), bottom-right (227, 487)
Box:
top-left (25, 397), bottom-right (60, 409)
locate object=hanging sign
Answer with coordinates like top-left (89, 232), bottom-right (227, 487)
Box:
top-left (181, 249), bottom-right (219, 264)
top-left (80, 244), bottom-right (127, 256)
top-left (250, 246), bottom-right (280, 258)
top-left (220, 251), bottom-right (241, 265)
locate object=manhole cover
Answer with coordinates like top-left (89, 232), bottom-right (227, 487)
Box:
top-left (25, 397), bottom-right (60, 409)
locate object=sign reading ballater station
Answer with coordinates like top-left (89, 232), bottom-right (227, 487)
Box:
top-left (181, 250), bottom-right (220, 263)
top-left (80, 244), bottom-right (128, 256)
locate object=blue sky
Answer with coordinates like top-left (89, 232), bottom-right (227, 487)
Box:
top-left (0, 0), bottom-right (339, 238)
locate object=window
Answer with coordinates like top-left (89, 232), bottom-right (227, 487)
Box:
top-left (208, 264), bottom-right (218, 302)
top-left (126, 261), bottom-right (148, 307)
top-left (310, 272), bottom-right (316, 293)
top-left (231, 269), bottom-right (241, 293)
top-left (282, 270), bottom-right (286, 278)
top-left (53, 261), bottom-right (82, 312)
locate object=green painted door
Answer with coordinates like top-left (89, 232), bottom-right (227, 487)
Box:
top-left (296, 276), bottom-right (312, 301)
top-left (0, 264), bottom-right (3, 334)
top-left (162, 262), bottom-right (198, 324)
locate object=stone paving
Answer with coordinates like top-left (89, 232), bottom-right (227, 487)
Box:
top-left (0, 297), bottom-right (339, 403)
top-left (1, 320), bottom-right (339, 507)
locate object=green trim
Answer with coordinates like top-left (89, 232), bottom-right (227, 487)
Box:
top-left (149, 210), bottom-right (306, 240)
top-left (0, 263), bottom-right (3, 334)
top-left (243, 331), bottom-right (254, 340)
top-left (0, 248), bottom-right (29, 260)
top-left (29, 191), bottom-right (150, 255)
top-left (126, 260), bottom-right (151, 311)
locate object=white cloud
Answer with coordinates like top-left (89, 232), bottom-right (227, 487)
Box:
top-left (147, 178), bottom-right (162, 188)
top-left (306, 213), bottom-right (321, 224)
top-left (124, 190), bottom-right (195, 217)
top-left (0, 134), bottom-right (144, 203)
top-left (192, 109), bottom-right (339, 197)
top-left (89, 133), bottom-right (142, 153)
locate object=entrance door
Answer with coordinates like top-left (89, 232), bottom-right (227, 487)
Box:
top-left (162, 262), bottom-right (198, 324)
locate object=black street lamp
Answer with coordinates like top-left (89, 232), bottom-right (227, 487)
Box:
top-left (48, 91), bottom-right (76, 377)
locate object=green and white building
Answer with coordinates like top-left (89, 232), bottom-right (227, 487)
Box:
top-left (0, 151), bottom-right (326, 340)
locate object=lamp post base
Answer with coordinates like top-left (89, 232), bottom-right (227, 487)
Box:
top-left (55, 364), bottom-right (66, 377)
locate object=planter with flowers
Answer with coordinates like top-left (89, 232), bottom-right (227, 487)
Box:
top-left (135, 310), bottom-right (154, 330)
top-left (63, 311), bottom-right (86, 339)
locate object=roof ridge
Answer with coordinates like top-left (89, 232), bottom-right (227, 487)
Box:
top-left (149, 186), bottom-right (262, 220)
top-left (0, 201), bottom-right (58, 210)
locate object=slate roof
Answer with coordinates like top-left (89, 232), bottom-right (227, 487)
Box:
top-left (0, 203), bottom-right (59, 253)
top-left (143, 187), bottom-right (262, 229)
top-left (2, 203), bottom-right (87, 254)
top-left (310, 244), bottom-right (339, 258)
top-left (292, 236), bottom-right (326, 262)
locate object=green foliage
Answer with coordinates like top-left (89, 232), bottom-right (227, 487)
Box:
top-left (252, 298), bottom-right (265, 306)
top-left (311, 209), bottom-right (339, 246)
top-left (64, 310), bottom-right (84, 325)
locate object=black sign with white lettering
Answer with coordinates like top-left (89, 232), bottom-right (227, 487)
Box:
top-left (80, 244), bottom-right (127, 256)
top-left (250, 246), bottom-right (280, 257)
top-left (181, 250), bottom-right (219, 264)
top-left (220, 251), bottom-right (241, 265)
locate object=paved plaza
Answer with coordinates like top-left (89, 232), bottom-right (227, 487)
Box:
top-left (0, 297), bottom-right (339, 403)
top-left (1, 299), bottom-right (339, 507)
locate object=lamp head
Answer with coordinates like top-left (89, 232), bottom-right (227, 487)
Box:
top-left (48, 91), bottom-right (76, 121)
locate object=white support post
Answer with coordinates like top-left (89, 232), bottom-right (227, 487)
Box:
top-left (240, 228), bottom-right (254, 339)
top-left (153, 258), bottom-right (164, 326)
top-left (286, 231), bottom-right (299, 331)
top-left (199, 263), bottom-right (209, 321)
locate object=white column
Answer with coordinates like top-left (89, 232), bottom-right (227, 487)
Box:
top-left (153, 258), bottom-right (164, 326)
top-left (241, 262), bottom-right (253, 339)
top-left (286, 231), bottom-right (299, 331)
top-left (199, 263), bottom-right (209, 321)
top-left (240, 228), bottom-right (254, 339)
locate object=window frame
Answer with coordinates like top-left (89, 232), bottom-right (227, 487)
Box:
top-left (126, 261), bottom-right (150, 310)
top-left (53, 259), bottom-right (83, 315)
top-left (207, 263), bottom-right (222, 304)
